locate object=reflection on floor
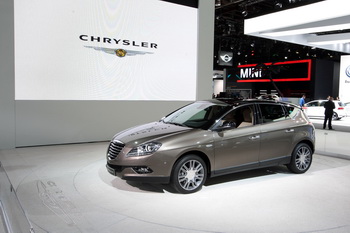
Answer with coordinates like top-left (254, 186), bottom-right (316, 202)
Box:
top-left (0, 132), bottom-right (350, 233)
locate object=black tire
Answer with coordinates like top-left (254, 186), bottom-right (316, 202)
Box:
top-left (287, 143), bottom-right (313, 174)
top-left (171, 155), bottom-right (207, 194)
top-left (332, 112), bottom-right (339, 120)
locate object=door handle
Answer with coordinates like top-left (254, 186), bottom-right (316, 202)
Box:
top-left (285, 129), bottom-right (294, 133)
top-left (249, 135), bottom-right (260, 140)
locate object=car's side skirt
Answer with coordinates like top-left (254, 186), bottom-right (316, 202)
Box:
top-left (210, 156), bottom-right (291, 178)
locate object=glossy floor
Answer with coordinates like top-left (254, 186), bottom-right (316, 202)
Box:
top-left (0, 130), bottom-right (350, 233)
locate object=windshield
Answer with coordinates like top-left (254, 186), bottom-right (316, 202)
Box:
top-left (163, 101), bottom-right (231, 129)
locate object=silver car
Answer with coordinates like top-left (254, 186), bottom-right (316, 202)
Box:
top-left (106, 99), bottom-right (315, 194)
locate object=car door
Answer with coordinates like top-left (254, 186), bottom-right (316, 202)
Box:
top-left (318, 101), bottom-right (327, 117)
top-left (305, 100), bottom-right (322, 117)
top-left (257, 103), bottom-right (294, 165)
top-left (213, 105), bottom-right (260, 175)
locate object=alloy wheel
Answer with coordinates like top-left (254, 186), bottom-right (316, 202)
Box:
top-left (178, 160), bottom-right (205, 191)
top-left (295, 146), bottom-right (312, 171)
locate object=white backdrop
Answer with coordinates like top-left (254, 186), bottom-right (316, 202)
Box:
top-left (15, 0), bottom-right (197, 101)
top-left (1, 0), bottom-right (215, 148)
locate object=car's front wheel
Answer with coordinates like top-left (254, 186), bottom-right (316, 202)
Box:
top-left (171, 155), bottom-right (207, 194)
top-left (287, 143), bottom-right (313, 174)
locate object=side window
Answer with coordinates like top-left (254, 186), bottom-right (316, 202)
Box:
top-left (222, 105), bottom-right (254, 128)
top-left (259, 104), bottom-right (286, 123)
top-left (319, 101), bottom-right (326, 107)
top-left (307, 102), bottom-right (319, 107)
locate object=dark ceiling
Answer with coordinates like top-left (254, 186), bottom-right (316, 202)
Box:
top-left (213, 0), bottom-right (347, 70)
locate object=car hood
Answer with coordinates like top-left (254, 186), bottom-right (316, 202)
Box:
top-left (112, 121), bottom-right (192, 145)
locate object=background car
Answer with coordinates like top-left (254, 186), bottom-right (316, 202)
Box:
top-left (344, 102), bottom-right (350, 117)
top-left (106, 99), bottom-right (315, 194)
top-left (303, 100), bottom-right (346, 120)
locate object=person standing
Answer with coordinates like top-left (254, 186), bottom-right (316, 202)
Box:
top-left (299, 94), bottom-right (306, 107)
top-left (323, 96), bottom-right (335, 130)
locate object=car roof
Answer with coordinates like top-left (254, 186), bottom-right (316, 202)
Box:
top-left (306, 99), bottom-right (342, 103)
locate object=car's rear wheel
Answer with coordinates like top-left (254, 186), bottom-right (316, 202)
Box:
top-left (171, 155), bottom-right (207, 194)
top-left (333, 112), bottom-right (339, 120)
top-left (287, 143), bottom-right (312, 174)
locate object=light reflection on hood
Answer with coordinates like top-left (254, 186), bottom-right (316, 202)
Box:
top-left (113, 121), bottom-right (191, 145)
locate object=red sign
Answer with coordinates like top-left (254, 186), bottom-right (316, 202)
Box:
top-left (236, 59), bottom-right (312, 82)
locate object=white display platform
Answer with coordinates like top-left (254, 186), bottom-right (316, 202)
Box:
top-left (0, 134), bottom-right (350, 232)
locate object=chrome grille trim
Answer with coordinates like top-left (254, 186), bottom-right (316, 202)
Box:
top-left (107, 140), bottom-right (125, 160)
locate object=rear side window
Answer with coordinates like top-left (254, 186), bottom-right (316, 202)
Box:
top-left (338, 101), bottom-right (344, 107)
top-left (259, 104), bottom-right (286, 123)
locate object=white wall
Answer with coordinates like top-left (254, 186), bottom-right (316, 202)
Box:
top-left (0, 0), bottom-right (215, 148)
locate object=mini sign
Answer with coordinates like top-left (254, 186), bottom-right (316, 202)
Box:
top-left (236, 59), bottom-right (312, 82)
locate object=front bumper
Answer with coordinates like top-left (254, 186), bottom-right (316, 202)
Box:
top-left (106, 163), bottom-right (170, 183)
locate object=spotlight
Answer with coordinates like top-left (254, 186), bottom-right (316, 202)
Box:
top-left (242, 10), bottom-right (248, 17)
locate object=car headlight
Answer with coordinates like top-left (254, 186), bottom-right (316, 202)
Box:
top-left (127, 142), bottom-right (162, 157)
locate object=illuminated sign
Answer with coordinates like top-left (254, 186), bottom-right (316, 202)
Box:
top-left (236, 59), bottom-right (312, 82)
top-left (345, 65), bottom-right (350, 78)
top-left (218, 51), bottom-right (233, 66)
top-left (339, 55), bottom-right (350, 101)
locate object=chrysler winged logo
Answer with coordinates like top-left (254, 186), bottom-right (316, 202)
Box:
top-left (84, 46), bottom-right (153, 57)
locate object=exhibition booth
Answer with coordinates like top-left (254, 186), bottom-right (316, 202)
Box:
top-left (1, 0), bottom-right (350, 232)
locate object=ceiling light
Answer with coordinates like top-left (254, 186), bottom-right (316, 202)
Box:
top-left (309, 39), bottom-right (350, 45)
top-left (244, 0), bottom-right (350, 53)
top-left (308, 32), bottom-right (350, 45)
top-left (261, 23), bottom-right (350, 37)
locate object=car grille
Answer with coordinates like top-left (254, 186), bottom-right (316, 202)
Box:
top-left (107, 141), bottom-right (125, 160)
